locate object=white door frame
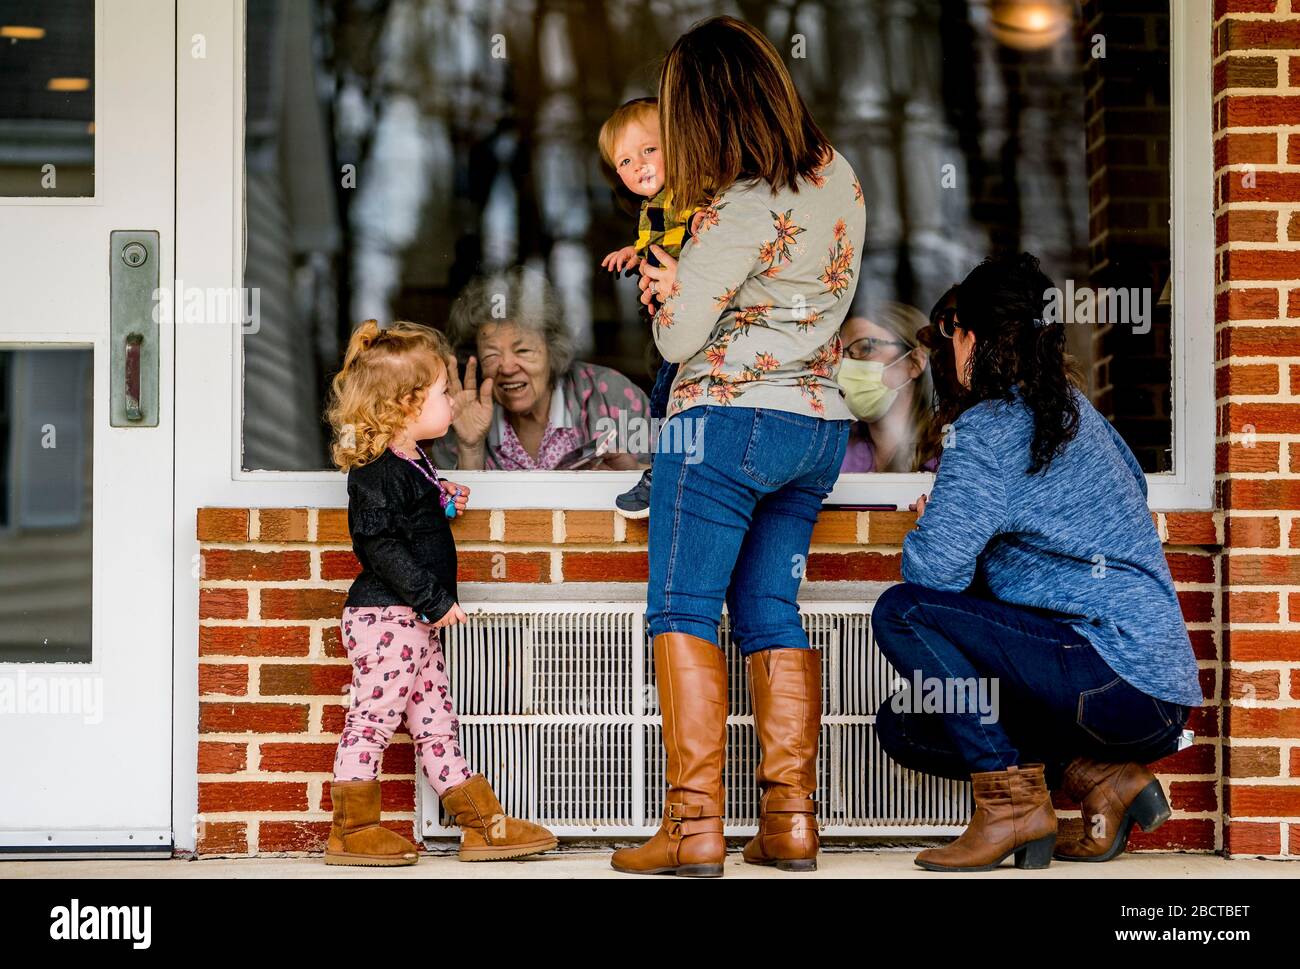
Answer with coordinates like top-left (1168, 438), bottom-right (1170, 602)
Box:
top-left (0, 0), bottom-right (175, 851)
top-left (173, 0), bottom-right (345, 854)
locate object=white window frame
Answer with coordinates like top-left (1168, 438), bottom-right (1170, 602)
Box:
top-left (172, 0), bottom-right (1213, 859)
top-left (196, 0), bottom-right (1213, 512)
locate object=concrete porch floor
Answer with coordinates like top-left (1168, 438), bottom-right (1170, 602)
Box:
top-left (2, 850), bottom-right (1292, 879)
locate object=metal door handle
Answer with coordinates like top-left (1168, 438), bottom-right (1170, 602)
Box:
top-left (110, 231), bottom-right (160, 427)
top-left (124, 332), bottom-right (143, 421)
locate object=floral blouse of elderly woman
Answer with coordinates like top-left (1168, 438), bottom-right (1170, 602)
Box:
top-left (428, 267), bottom-right (651, 471)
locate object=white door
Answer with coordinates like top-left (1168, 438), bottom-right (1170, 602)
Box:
top-left (0, 0), bottom-right (174, 851)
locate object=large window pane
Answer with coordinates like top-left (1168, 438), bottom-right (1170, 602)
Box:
top-left (241, 0), bottom-right (1173, 475)
top-left (0, 348), bottom-right (93, 663)
top-left (0, 0), bottom-right (95, 198)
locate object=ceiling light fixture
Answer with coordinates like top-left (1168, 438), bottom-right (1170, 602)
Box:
top-left (989, 0), bottom-right (1072, 51)
top-left (1, 25), bottom-right (46, 40)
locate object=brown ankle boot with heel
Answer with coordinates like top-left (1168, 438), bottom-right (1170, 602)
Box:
top-left (1053, 756), bottom-right (1171, 862)
top-left (610, 631), bottom-right (728, 877)
top-left (914, 763), bottom-right (1058, 872)
top-left (742, 647), bottom-right (822, 872)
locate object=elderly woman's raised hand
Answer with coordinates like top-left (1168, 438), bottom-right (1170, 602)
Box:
top-left (446, 353), bottom-right (495, 461)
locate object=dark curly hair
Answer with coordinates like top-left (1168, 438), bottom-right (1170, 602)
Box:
top-left (954, 253), bottom-right (1080, 474)
top-left (922, 284), bottom-right (962, 454)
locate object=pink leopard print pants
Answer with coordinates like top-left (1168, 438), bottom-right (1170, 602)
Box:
top-left (332, 606), bottom-right (472, 795)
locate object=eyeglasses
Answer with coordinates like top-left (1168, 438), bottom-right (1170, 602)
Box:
top-left (936, 308), bottom-right (961, 340)
top-left (844, 336), bottom-right (912, 361)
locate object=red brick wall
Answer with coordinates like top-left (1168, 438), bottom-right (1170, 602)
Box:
top-left (194, 507), bottom-right (1222, 856)
top-left (1213, 0), bottom-right (1300, 858)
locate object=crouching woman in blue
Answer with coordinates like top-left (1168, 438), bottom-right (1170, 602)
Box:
top-left (871, 253), bottom-right (1203, 873)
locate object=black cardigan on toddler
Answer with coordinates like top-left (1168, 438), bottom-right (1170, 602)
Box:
top-left (344, 447), bottom-right (458, 623)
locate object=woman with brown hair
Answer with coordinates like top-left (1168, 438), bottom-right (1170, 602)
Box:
top-left (609, 16), bottom-right (865, 877)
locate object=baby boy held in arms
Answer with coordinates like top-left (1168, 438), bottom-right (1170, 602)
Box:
top-left (598, 97), bottom-right (705, 518)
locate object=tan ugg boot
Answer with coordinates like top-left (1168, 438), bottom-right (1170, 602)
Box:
top-left (324, 779), bottom-right (420, 866)
top-left (742, 647), bottom-right (821, 872)
top-left (439, 773), bottom-right (557, 861)
top-left (914, 764), bottom-right (1057, 872)
top-left (610, 631), bottom-right (728, 877)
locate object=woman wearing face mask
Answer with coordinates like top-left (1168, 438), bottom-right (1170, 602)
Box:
top-left (869, 253), bottom-right (1202, 872)
top-left (837, 303), bottom-right (938, 472)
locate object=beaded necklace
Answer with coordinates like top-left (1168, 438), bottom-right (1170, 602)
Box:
top-left (390, 442), bottom-right (459, 519)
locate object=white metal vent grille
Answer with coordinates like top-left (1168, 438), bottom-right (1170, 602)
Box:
top-left (418, 603), bottom-right (972, 839)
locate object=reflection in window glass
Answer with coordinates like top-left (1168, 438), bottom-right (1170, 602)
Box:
top-left (242, 0), bottom-right (1172, 474)
top-left (0, 348), bottom-right (93, 663)
top-left (0, 0), bottom-right (95, 197)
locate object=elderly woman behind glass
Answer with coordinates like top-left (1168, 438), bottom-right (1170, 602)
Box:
top-left (431, 267), bottom-right (650, 471)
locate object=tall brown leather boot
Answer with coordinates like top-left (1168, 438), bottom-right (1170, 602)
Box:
top-left (742, 647), bottom-right (821, 872)
top-left (439, 773), bottom-right (558, 861)
top-left (324, 779), bottom-right (419, 866)
top-left (915, 763), bottom-right (1057, 872)
top-left (1053, 756), bottom-right (1171, 862)
top-left (610, 631), bottom-right (728, 877)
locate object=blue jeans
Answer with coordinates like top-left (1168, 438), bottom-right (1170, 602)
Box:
top-left (646, 405), bottom-right (851, 653)
top-left (871, 582), bottom-right (1191, 790)
top-left (649, 359), bottom-right (677, 421)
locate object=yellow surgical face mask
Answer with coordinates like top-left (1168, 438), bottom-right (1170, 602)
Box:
top-left (838, 351), bottom-right (914, 423)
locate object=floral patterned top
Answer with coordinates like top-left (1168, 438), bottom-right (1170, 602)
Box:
top-left (653, 147), bottom-right (866, 421)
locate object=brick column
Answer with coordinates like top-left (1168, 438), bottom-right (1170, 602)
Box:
top-left (1214, 0), bottom-right (1300, 858)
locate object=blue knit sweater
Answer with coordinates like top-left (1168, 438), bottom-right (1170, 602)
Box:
top-left (901, 388), bottom-right (1204, 708)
